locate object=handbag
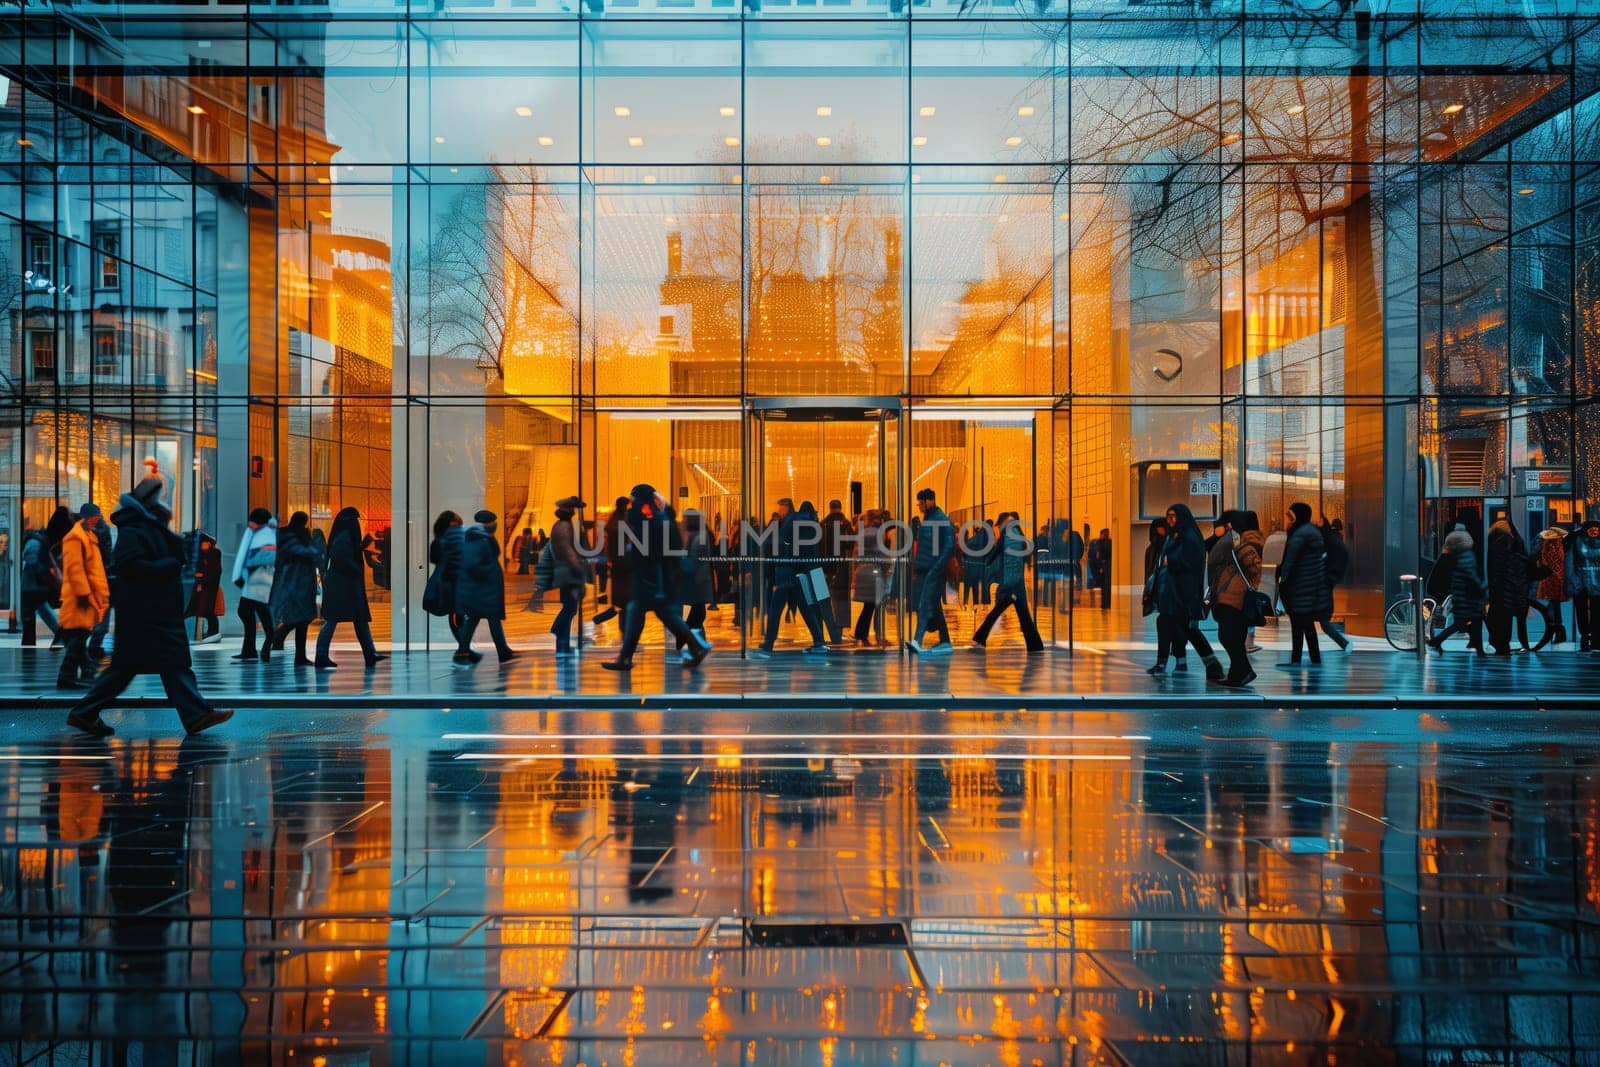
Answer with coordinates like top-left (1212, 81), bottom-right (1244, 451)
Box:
top-left (798, 566), bottom-right (829, 606)
top-left (422, 569), bottom-right (447, 616)
top-left (1232, 542), bottom-right (1273, 628)
top-left (1141, 573), bottom-right (1156, 617)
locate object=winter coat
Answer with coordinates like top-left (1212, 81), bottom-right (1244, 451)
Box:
top-left (1568, 533), bottom-right (1600, 598)
top-left (57, 521), bottom-right (110, 630)
top-left (106, 494), bottom-right (191, 672)
top-left (913, 506), bottom-right (955, 578)
top-left (603, 512), bottom-right (633, 604)
top-left (232, 522), bottom-right (276, 603)
top-left (1207, 529), bottom-right (1264, 613)
top-left (320, 528), bottom-right (371, 623)
top-left (186, 542), bottom-right (222, 618)
top-left (1449, 548), bottom-right (1487, 620)
top-left (1486, 520), bottom-right (1530, 615)
top-left (1535, 535), bottom-right (1568, 602)
top-left (426, 527), bottom-right (464, 617)
top-left (269, 525), bottom-right (321, 628)
top-left (625, 506), bottom-right (680, 605)
top-left (995, 521), bottom-right (1031, 590)
top-left (1155, 532), bottom-right (1207, 622)
top-left (679, 525), bottom-right (715, 604)
top-left (550, 517), bottom-right (587, 591)
top-left (1277, 521), bottom-right (1332, 617)
top-left (456, 526), bottom-right (507, 620)
top-left (853, 523), bottom-right (891, 602)
top-left (19, 530), bottom-right (58, 600)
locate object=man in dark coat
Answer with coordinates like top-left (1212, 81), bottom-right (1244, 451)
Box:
top-left (908, 488), bottom-right (955, 654)
top-left (64, 478), bottom-right (232, 738)
top-left (602, 484), bottom-right (711, 672)
top-left (752, 498), bottom-right (826, 656)
top-left (821, 500), bottom-right (854, 636)
top-left (455, 509), bottom-right (516, 665)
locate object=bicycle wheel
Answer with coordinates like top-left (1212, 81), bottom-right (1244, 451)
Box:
top-left (1385, 598), bottom-right (1417, 650)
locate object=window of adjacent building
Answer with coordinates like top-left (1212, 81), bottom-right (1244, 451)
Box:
top-left (92, 327), bottom-right (118, 378)
top-left (29, 331), bottom-right (55, 377)
top-left (93, 229), bottom-right (120, 290)
top-left (26, 231), bottom-right (51, 280)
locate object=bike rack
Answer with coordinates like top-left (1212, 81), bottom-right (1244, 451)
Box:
top-left (1400, 574), bottom-right (1426, 659)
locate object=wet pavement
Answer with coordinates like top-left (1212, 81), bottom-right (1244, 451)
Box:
top-left (2, 703), bottom-right (1598, 1063)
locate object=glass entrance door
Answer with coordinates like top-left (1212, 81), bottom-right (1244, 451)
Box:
top-left (742, 398), bottom-right (903, 653)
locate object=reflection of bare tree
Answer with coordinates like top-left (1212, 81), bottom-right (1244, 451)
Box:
top-left (417, 164), bottom-right (578, 381)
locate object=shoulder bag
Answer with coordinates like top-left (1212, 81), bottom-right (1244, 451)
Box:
top-left (1233, 542), bottom-right (1273, 628)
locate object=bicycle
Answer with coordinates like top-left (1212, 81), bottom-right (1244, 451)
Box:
top-left (1384, 583), bottom-right (1451, 651)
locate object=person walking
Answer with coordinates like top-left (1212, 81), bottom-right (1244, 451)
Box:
top-left (315, 507), bottom-right (384, 670)
top-left (1088, 528), bottom-right (1112, 610)
top-left (752, 498), bottom-right (827, 657)
top-left (1567, 519), bottom-right (1600, 652)
top-left (454, 510), bottom-right (517, 666)
top-left (85, 509), bottom-right (114, 658)
top-left (822, 500), bottom-right (855, 636)
top-left (853, 509), bottom-right (891, 647)
top-left (1276, 502), bottom-right (1332, 669)
top-left (677, 508), bottom-right (714, 655)
top-left (602, 484), bottom-right (712, 672)
top-left (907, 488), bottom-right (955, 655)
top-left (185, 532), bottom-right (223, 641)
top-left (63, 477), bottom-right (233, 739)
top-left (55, 504), bottom-right (110, 689)
top-left (1149, 503), bottom-right (1223, 679)
top-left (547, 497), bottom-right (588, 658)
top-left (1486, 516), bottom-right (1532, 656)
top-left (971, 511), bottom-right (1044, 651)
top-left (1317, 518), bottom-right (1352, 651)
top-left (1429, 527), bottom-right (1488, 654)
top-left (1533, 525), bottom-right (1569, 645)
top-left (18, 522), bottom-right (61, 647)
top-left (424, 510), bottom-right (465, 643)
top-left (230, 507), bottom-right (276, 663)
top-left (592, 497), bottom-right (632, 630)
top-left (269, 511), bottom-right (321, 667)
top-left (1207, 509), bottom-right (1264, 688)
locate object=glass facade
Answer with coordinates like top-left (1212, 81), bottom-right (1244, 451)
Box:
top-left (3, 0), bottom-right (1598, 650)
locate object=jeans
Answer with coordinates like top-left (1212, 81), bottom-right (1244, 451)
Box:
top-left (317, 617), bottom-right (377, 662)
top-left (973, 582), bottom-right (1043, 650)
top-left (1212, 603), bottom-right (1252, 682)
top-left (237, 597), bottom-right (273, 657)
top-left (551, 586), bottom-right (581, 651)
top-left (458, 615), bottom-right (512, 659)
top-left (912, 571), bottom-right (949, 646)
top-left (57, 628), bottom-right (93, 686)
top-left (1157, 612), bottom-right (1216, 665)
top-left (761, 576), bottom-right (825, 650)
top-left (1287, 612), bottom-right (1322, 663)
top-left (70, 665), bottom-right (216, 730)
top-left (20, 593), bottom-right (58, 646)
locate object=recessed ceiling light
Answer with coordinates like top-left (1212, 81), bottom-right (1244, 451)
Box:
top-left (16, 138), bottom-right (32, 147)
top-left (1017, 105), bottom-right (1035, 117)
top-left (1005, 136), bottom-right (1022, 146)
top-left (614, 106), bottom-right (631, 117)
top-left (731, 174), bottom-right (742, 184)
top-left (819, 174), bottom-right (832, 184)
top-left (538, 136), bottom-right (554, 147)
top-left (434, 135), bottom-right (446, 144)
top-left (912, 136), bottom-right (927, 147)
top-left (725, 136), bottom-right (741, 147)
top-left (1058, 212), bottom-right (1070, 221)
top-left (1518, 187), bottom-right (1535, 195)
top-left (1286, 104), bottom-right (1305, 116)
top-left (1442, 103), bottom-right (1465, 115)
top-left (318, 210), bottom-right (332, 219)
top-left (514, 105), bottom-right (533, 117)
top-left (817, 106), bottom-right (832, 117)
top-left (187, 104), bottom-right (205, 115)
top-left (316, 176), bottom-right (331, 184)
top-left (628, 136), bottom-right (645, 147)
top-left (720, 106), bottom-right (736, 117)
top-left (642, 174), bottom-right (656, 184)
top-left (1220, 133), bottom-right (1240, 145)
top-left (911, 174), bottom-right (921, 184)
top-left (449, 167), bottom-right (458, 173)
top-left (919, 106), bottom-right (936, 118)
top-left (816, 136), bottom-right (831, 147)
top-left (993, 173), bottom-right (1007, 183)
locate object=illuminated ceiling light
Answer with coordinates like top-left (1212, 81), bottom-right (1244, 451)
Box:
top-left (642, 174), bottom-right (657, 184)
top-left (1286, 104), bottom-right (1305, 116)
top-left (613, 105), bottom-right (632, 117)
top-left (628, 136), bottom-right (645, 147)
top-left (912, 135), bottom-right (927, 147)
top-left (816, 136), bottom-right (832, 147)
top-left (187, 104), bottom-right (205, 115)
top-left (514, 105), bottom-right (533, 117)
top-left (731, 173), bottom-right (742, 184)
top-left (816, 105), bottom-right (832, 117)
top-left (819, 174), bottom-right (832, 185)
top-left (1442, 103), bottom-right (1465, 115)
top-left (725, 136), bottom-right (741, 147)
top-left (449, 167), bottom-right (459, 173)
top-left (434, 135), bottom-right (446, 144)
top-left (15, 138), bottom-right (31, 146)
top-left (919, 105), bottom-right (936, 117)
top-left (318, 210), bottom-right (332, 219)
top-left (538, 136), bottom-right (554, 147)
top-left (1518, 187), bottom-right (1535, 195)
top-left (1058, 212), bottom-right (1070, 221)
top-left (316, 176), bottom-right (331, 184)
top-left (1017, 105), bottom-right (1035, 117)
top-left (993, 173), bottom-right (1007, 183)
top-left (1005, 136), bottom-right (1022, 146)
top-left (911, 174), bottom-right (921, 184)
top-left (1220, 132), bottom-right (1240, 145)
top-left (719, 106), bottom-right (736, 117)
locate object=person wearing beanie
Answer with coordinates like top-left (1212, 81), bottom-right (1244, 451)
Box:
top-left (455, 509), bottom-right (516, 666)
top-left (54, 504), bottom-right (111, 689)
top-left (1276, 501), bottom-right (1332, 668)
top-left (1429, 527), bottom-right (1487, 654)
top-left (602, 483), bottom-right (712, 672)
top-left (230, 506), bottom-right (277, 662)
top-left (64, 476), bottom-right (232, 738)
top-left (1567, 519), bottom-right (1600, 652)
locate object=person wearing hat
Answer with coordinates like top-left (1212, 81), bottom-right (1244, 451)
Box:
top-left (64, 476), bottom-right (233, 738)
top-left (230, 506), bottom-right (277, 662)
top-left (546, 496), bottom-right (589, 658)
top-left (55, 503), bottom-right (110, 689)
top-left (602, 484), bottom-right (712, 672)
top-left (1429, 527), bottom-right (1487, 654)
top-left (1531, 525), bottom-right (1569, 647)
top-left (1567, 518), bottom-right (1600, 652)
top-left (455, 509), bottom-right (516, 666)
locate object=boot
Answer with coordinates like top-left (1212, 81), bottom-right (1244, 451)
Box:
top-left (1201, 654), bottom-right (1224, 682)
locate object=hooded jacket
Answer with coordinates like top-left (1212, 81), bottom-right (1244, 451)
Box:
top-left (1207, 528), bottom-right (1265, 613)
top-left (106, 492), bottom-right (191, 671)
top-left (1443, 529), bottom-right (1486, 619)
top-left (320, 509), bottom-right (370, 623)
top-left (1156, 504), bottom-right (1207, 621)
top-left (1277, 505), bottom-right (1332, 617)
top-left (624, 484), bottom-right (680, 605)
top-left (270, 519), bottom-right (321, 628)
top-left (457, 523), bottom-right (507, 619)
top-left (1567, 524), bottom-right (1600, 598)
top-left (232, 519), bottom-right (277, 602)
top-left (1486, 519), bottom-right (1531, 614)
top-left (58, 520), bottom-right (110, 631)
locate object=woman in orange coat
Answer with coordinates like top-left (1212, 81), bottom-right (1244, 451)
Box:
top-left (57, 504), bottom-right (110, 689)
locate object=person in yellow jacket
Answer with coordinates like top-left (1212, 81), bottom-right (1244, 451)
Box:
top-left (57, 503), bottom-right (110, 690)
